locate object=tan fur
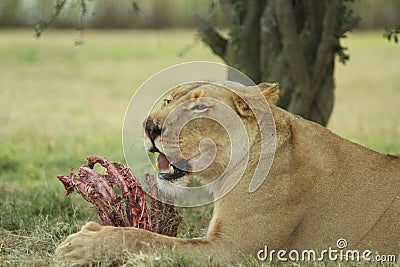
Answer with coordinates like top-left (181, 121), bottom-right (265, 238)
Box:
top-left (54, 82), bottom-right (400, 266)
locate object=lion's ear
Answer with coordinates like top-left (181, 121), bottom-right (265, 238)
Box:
top-left (258, 82), bottom-right (280, 106)
top-left (232, 93), bottom-right (253, 117)
top-left (232, 83), bottom-right (280, 117)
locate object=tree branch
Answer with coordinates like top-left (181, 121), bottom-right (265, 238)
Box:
top-left (274, 0), bottom-right (310, 97)
top-left (310, 0), bottom-right (339, 91)
top-left (34, 0), bottom-right (69, 38)
top-left (299, 0), bottom-right (324, 65)
top-left (226, 0), bottom-right (266, 82)
top-left (219, 0), bottom-right (234, 24)
top-left (242, 0), bottom-right (266, 36)
top-left (196, 16), bottom-right (227, 61)
top-left (260, 1), bottom-right (285, 81)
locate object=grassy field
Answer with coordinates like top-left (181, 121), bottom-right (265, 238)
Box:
top-left (0, 29), bottom-right (399, 266)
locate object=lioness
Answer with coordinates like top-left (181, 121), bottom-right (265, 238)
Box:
top-left (55, 81), bottom-right (399, 265)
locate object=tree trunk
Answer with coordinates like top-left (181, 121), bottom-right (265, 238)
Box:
top-left (197, 0), bottom-right (356, 126)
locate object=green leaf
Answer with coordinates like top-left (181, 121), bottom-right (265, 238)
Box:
top-left (130, 1), bottom-right (140, 13)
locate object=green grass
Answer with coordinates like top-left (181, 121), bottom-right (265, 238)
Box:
top-left (0, 29), bottom-right (399, 266)
top-left (329, 31), bottom-right (400, 153)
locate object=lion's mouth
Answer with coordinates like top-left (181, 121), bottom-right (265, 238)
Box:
top-left (144, 117), bottom-right (189, 181)
top-left (149, 144), bottom-right (188, 180)
top-left (156, 153), bottom-right (187, 180)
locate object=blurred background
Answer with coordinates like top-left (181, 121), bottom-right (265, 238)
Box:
top-left (0, 0), bottom-right (399, 29)
top-left (0, 1), bottom-right (399, 265)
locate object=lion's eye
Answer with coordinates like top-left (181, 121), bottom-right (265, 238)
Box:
top-left (164, 99), bottom-right (171, 105)
top-left (191, 104), bottom-right (208, 111)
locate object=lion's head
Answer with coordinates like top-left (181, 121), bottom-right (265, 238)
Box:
top-left (144, 81), bottom-right (279, 189)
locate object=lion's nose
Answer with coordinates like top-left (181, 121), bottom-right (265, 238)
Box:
top-left (143, 118), bottom-right (161, 142)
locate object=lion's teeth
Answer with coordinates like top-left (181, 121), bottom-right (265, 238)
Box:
top-left (169, 165), bottom-right (174, 175)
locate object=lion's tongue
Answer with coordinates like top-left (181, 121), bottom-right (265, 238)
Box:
top-left (157, 153), bottom-right (170, 173)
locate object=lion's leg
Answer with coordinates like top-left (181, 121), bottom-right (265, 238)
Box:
top-left (54, 221), bottom-right (227, 266)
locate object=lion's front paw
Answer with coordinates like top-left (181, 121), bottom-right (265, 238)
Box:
top-left (54, 222), bottom-right (122, 266)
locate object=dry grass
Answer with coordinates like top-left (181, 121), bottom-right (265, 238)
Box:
top-left (0, 29), bottom-right (399, 266)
